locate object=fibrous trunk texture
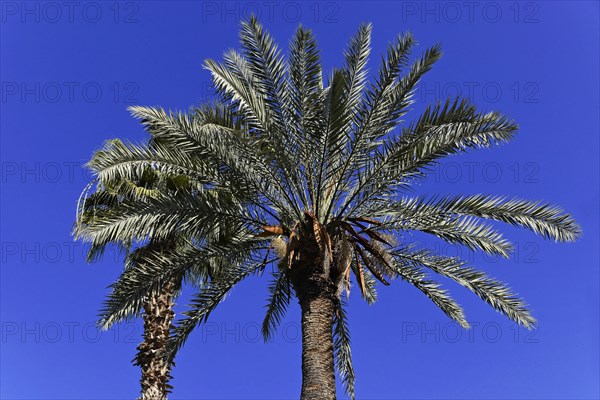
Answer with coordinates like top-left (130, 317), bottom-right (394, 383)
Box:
top-left (298, 278), bottom-right (337, 400)
top-left (135, 280), bottom-right (176, 400)
top-left (288, 215), bottom-right (343, 399)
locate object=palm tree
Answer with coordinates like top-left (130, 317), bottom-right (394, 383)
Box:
top-left (129, 240), bottom-right (178, 400)
top-left (75, 151), bottom-right (230, 400)
top-left (78, 18), bottom-right (581, 399)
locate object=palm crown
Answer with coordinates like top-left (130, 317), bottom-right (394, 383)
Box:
top-left (76, 16), bottom-right (580, 399)
top-left (76, 167), bottom-right (226, 398)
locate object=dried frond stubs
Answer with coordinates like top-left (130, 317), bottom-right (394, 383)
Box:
top-left (258, 225), bottom-right (285, 237)
top-left (378, 232), bottom-right (398, 247)
top-left (369, 239), bottom-right (396, 278)
top-left (337, 237), bottom-right (355, 298)
top-left (352, 251), bottom-right (367, 298)
top-left (337, 237), bottom-right (355, 274)
top-left (303, 210), bottom-right (334, 275)
top-left (287, 222), bottom-right (301, 270)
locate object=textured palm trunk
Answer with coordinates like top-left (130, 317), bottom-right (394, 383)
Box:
top-left (296, 275), bottom-right (337, 400)
top-left (135, 280), bottom-right (176, 400)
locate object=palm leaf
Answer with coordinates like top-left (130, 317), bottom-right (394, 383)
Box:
top-left (333, 298), bottom-right (355, 400)
top-left (261, 270), bottom-right (292, 341)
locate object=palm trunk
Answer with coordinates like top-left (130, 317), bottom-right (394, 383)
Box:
top-left (297, 277), bottom-right (337, 400)
top-left (135, 280), bottom-right (176, 400)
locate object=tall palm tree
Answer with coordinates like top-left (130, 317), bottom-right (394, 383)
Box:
top-left (79, 18), bottom-right (581, 399)
top-left (75, 149), bottom-right (230, 400)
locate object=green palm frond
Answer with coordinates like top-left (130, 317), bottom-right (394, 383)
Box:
top-left (76, 187), bottom-right (262, 249)
top-left (397, 99), bottom-right (518, 175)
top-left (98, 241), bottom-right (196, 330)
top-left (288, 25), bottom-right (323, 207)
top-left (315, 69), bottom-right (346, 217)
top-left (418, 216), bottom-right (513, 257)
top-left (261, 270), bottom-right (293, 341)
top-left (373, 202), bottom-right (514, 257)
top-left (206, 50), bottom-right (307, 215)
top-left (394, 245), bottom-right (536, 328)
top-left (87, 138), bottom-right (215, 189)
top-left (291, 23), bottom-right (372, 219)
top-left (99, 234), bottom-right (264, 330)
top-left (288, 24), bottom-right (322, 144)
top-left (393, 259), bottom-right (469, 328)
top-left (340, 98), bottom-right (519, 218)
top-left (333, 298), bottom-right (355, 400)
top-left (417, 194), bottom-right (580, 242)
top-left (327, 22), bottom-right (371, 161)
top-left (204, 58), bottom-right (270, 130)
top-left (322, 38), bottom-right (435, 221)
top-left (239, 16), bottom-right (290, 135)
top-left (168, 256), bottom-right (270, 361)
top-left (366, 194), bottom-right (580, 254)
top-left (353, 32), bottom-right (419, 141)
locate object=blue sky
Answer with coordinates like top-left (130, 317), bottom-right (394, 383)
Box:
top-left (1, 1), bottom-right (598, 399)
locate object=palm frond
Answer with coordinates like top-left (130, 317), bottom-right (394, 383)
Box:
top-left (288, 24), bottom-right (323, 143)
top-left (76, 189), bottom-right (262, 250)
top-left (288, 25), bottom-right (323, 208)
top-left (100, 234), bottom-right (264, 330)
top-left (317, 25), bottom-right (372, 220)
top-left (372, 200), bottom-right (514, 257)
top-left (228, 22), bottom-right (310, 211)
top-left (419, 194), bottom-right (580, 242)
top-left (98, 243), bottom-right (199, 329)
top-left (394, 245), bottom-right (536, 328)
top-left (239, 16), bottom-right (291, 136)
top-left (394, 258), bottom-right (469, 328)
top-left (322, 36), bottom-right (431, 221)
top-left (261, 270), bottom-right (293, 341)
top-left (333, 298), bottom-right (355, 400)
top-left (168, 258), bottom-right (268, 360)
top-left (87, 138), bottom-right (215, 189)
top-left (340, 98), bottom-right (518, 217)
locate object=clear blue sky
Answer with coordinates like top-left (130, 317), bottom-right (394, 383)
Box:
top-left (1, 1), bottom-right (598, 399)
